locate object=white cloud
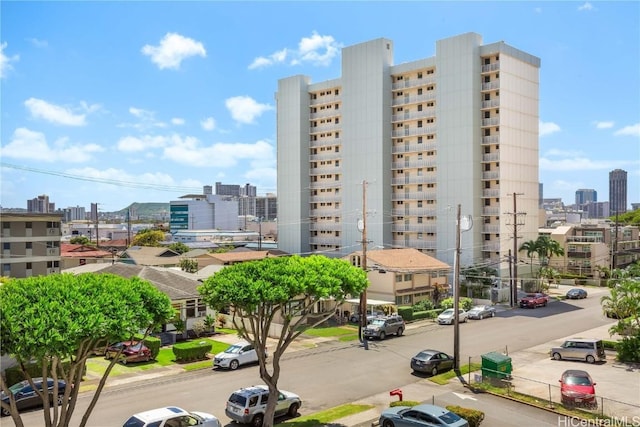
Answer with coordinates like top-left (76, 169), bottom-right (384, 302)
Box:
top-left (540, 156), bottom-right (627, 171)
top-left (248, 49), bottom-right (289, 70)
top-left (201, 117), bottom-right (216, 131)
top-left (171, 117), bottom-right (185, 125)
top-left (225, 96), bottom-right (273, 124)
top-left (614, 123), bottom-right (640, 137)
top-left (118, 107), bottom-right (167, 130)
top-left (578, 2), bottom-right (594, 11)
top-left (27, 38), bottom-right (48, 48)
top-left (248, 32), bottom-right (342, 69)
top-left (24, 98), bottom-right (98, 126)
top-left (141, 32), bottom-right (206, 70)
top-left (117, 135), bottom-right (168, 152)
top-left (0, 42), bottom-right (19, 79)
top-left (594, 121), bottom-right (614, 129)
top-left (539, 120), bottom-right (561, 136)
top-left (163, 135), bottom-right (274, 168)
top-left (0, 127), bottom-right (103, 162)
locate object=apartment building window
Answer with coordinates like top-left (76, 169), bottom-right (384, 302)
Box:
top-left (484, 76), bottom-right (490, 83)
top-left (418, 217), bottom-right (423, 224)
top-left (417, 121), bottom-right (423, 128)
top-left (404, 274), bottom-right (412, 281)
top-left (418, 72), bottom-right (423, 79)
top-left (418, 105), bottom-right (423, 112)
top-left (2, 222), bottom-right (9, 230)
top-left (418, 88), bottom-right (422, 95)
top-left (418, 136), bottom-right (423, 144)
top-left (418, 184), bottom-right (423, 191)
top-left (417, 169), bottom-right (423, 176)
top-left (484, 58), bottom-right (490, 65)
top-left (417, 201), bottom-right (423, 208)
top-left (26, 222), bottom-right (32, 229)
top-left (396, 274), bottom-right (403, 282)
top-left (26, 263), bottom-right (32, 270)
top-left (2, 242), bottom-right (9, 250)
top-left (26, 242), bottom-right (32, 249)
top-left (417, 233), bottom-right (423, 240)
top-left (3, 264), bottom-right (10, 275)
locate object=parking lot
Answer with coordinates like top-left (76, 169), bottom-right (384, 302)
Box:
top-left (505, 324), bottom-right (640, 419)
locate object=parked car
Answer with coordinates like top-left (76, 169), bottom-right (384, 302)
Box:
top-left (550, 338), bottom-right (606, 364)
top-left (363, 315), bottom-right (405, 340)
top-left (559, 370), bottom-right (597, 408)
top-left (466, 305), bottom-right (496, 320)
top-left (379, 403), bottom-right (469, 427)
top-left (105, 341), bottom-right (152, 364)
top-left (565, 288), bottom-right (588, 299)
top-left (1, 377), bottom-right (68, 417)
top-left (410, 350), bottom-right (454, 376)
top-left (437, 308), bottom-right (468, 325)
top-left (350, 311), bottom-right (384, 323)
top-left (225, 385), bottom-right (301, 427)
top-left (213, 341), bottom-right (265, 370)
top-left (519, 293), bottom-right (549, 308)
top-left (123, 406), bottom-right (221, 427)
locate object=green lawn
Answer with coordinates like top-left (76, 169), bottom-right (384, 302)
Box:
top-left (303, 325), bottom-right (360, 341)
top-left (277, 403), bottom-right (374, 427)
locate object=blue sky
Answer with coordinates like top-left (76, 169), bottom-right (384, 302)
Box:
top-left (1, 1), bottom-right (638, 213)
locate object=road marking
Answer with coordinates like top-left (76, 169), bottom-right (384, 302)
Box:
top-left (452, 392), bottom-right (477, 401)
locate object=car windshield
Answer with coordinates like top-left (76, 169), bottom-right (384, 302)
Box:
top-left (370, 319), bottom-right (386, 326)
top-left (225, 344), bottom-right (244, 354)
top-left (128, 343), bottom-right (144, 351)
top-left (441, 309), bottom-right (454, 315)
top-left (439, 411), bottom-right (463, 423)
top-left (565, 375), bottom-right (592, 386)
top-left (8, 381), bottom-right (29, 393)
top-left (122, 416), bottom-right (146, 427)
top-left (470, 306), bottom-right (482, 311)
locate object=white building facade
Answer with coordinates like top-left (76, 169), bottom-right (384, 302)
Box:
top-left (276, 33), bottom-right (540, 277)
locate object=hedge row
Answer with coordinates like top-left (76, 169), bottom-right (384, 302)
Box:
top-left (398, 307), bottom-right (444, 321)
top-left (4, 360), bottom-right (85, 387)
top-left (172, 340), bottom-right (212, 362)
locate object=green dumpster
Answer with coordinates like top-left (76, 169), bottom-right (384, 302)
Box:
top-left (481, 351), bottom-right (512, 380)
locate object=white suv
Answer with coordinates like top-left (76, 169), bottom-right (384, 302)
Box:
top-left (213, 341), bottom-right (265, 370)
top-left (225, 385), bottom-right (301, 427)
top-left (122, 406), bottom-right (221, 427)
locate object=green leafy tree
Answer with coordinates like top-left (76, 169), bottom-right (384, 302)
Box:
top-left (198, 255), bottom-right (368, 427)
top-left (601, 277), bottom-right (640, 335)
top-left (131, 229), bottom-right (165, 247)
top-left (0, 274), bottom-right (175, 427)
top-left (461, 265), bottom-right (498, 287)
top-left (167, 242), bottom-right (190, 254)
top-left (179, 258), bottom-right (199, 273)
top-left (69, 236), bottom-right (91, 245)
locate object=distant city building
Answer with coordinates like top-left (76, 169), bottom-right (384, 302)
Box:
top-left (583, 201), bottom-right (609, 219)
top-left (215, 182), bottom-right (256, 197)
top-left (27, 194), bottom-right (55, 213)
top-left (62, 206), bottom-right (87, 222)
top-left (575, 189), bottom-right (597, 206)
top-left (632, 203), bottom-right (640, 211)
top-left (1, 213), bottom-right (62, 278)
top-left (169, 186), bottom-right (238, 232)
top-left (609, 169), bottom-right (627, 214)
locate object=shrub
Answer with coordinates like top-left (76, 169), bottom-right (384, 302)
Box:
top-left (216, 313), bottom-right (228, 329)
top-left (136, 335), bottom-right (161, 360)
top-left (616, 334), bottom-right (640, 363)
top-left (446, 405), bottom-right (485, 427)
top-left (397, 306), bottom-right (413, 321)
top-left (172, 340), bottom-right (212, 362)
top-left (412, 299), bottom-right (434, 311)
top-left (439, 297), bottom-right (473, 311)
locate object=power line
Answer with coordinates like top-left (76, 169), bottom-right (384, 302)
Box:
top-left (1, 162), bottom-right (202, 193)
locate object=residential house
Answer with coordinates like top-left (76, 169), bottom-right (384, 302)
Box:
top-left (60, 243), bottom-right (116, 269)
top-left (120, 246), bottom-right (181, 267)
top-left (345, 248), bottom-right (451, 306)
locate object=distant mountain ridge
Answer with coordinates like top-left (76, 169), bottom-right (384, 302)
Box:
top-left (115, 202), bottom-right (170, 219)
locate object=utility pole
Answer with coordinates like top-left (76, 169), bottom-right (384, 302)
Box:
top-left (453, 204), bottom-right (462, 370)
top-left (507, 193), bottom-right (525, 308)
top-left (358, 180), bottom-right (369, 350)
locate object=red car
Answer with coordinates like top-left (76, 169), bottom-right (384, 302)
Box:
top-left (519, 293), bottom-right (549, 308)
top-left (105, 341), bottom-right (152, 364)
top-left (559, 369), bottom-right (597, 408)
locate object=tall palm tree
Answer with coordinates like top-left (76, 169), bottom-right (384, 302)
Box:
top-left (519, 240), bottom-right (539, 276)
top-left (535, 236), bottom-right (564, 267)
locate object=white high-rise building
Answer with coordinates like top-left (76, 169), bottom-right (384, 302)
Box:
top-left (276, 33), bottom-right (540, 276)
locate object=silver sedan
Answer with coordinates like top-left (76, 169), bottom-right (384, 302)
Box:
top-left (467, 305), bottom-right (496, 320)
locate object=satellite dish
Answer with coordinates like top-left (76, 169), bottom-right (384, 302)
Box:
top-left (357, 219), bottom-right (364, 232)
top-left (460, 215), bottom-right (473, 232)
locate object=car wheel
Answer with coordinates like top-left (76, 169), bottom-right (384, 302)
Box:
top-left (379, 331), bottom-right (386, 340)
top-left (1, 406), bottom-right (11, 417)
top-left (382, 420), bottom-right (395, 427)
top-left (57, 393), bottom-right (65, 406)
top-left (288, 402), bottom-right (300, 417)
top-left (463, 317), bottom-right (467, 323)
top-left (230, 359), bottom-right (240, 370)
top-left (252, 413), bottom-right (264, 427)
top-left (552, 352), bottom-right (562, 361)
top-left (479, 314), bottom-right (483, 320)
top-left (396, 327), bottom-right (404, 337)
top-left (543, 301), bottom-right (547, 307)
top-left (431, 367), bottom-right (439, 376)
top-left (491, 312), bottom-right (495, 317)
top-left (586, 355), bottom-right (595, 364)
top-left (121, 358), bottom-right (127, 365)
